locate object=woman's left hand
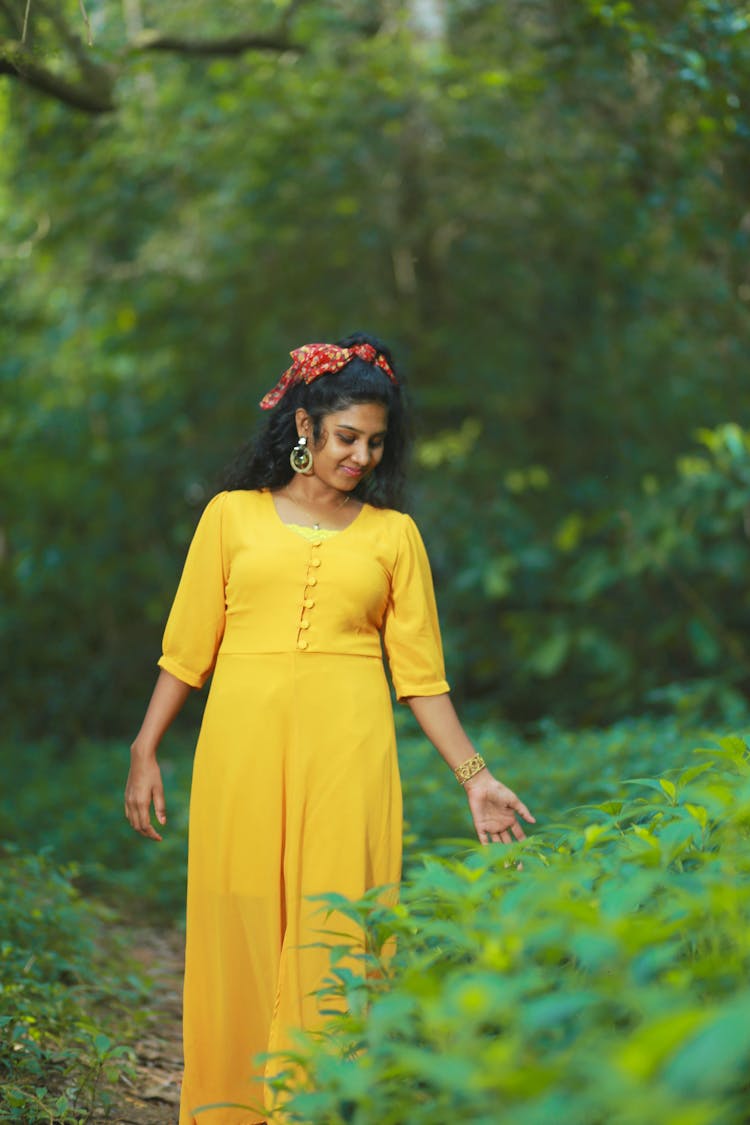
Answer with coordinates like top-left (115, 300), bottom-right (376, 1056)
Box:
top-left (464, 772), bottom-right (535, 845)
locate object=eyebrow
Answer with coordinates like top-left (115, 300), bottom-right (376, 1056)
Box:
top-left (336, 425), bottom-right (388, 437)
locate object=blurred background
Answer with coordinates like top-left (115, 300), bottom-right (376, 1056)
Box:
top-left (3, 4), bottom-right (750, 1120)
top-left (3, 0), bottom-right (750, 745)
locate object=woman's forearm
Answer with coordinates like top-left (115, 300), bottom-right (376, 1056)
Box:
top-left (407, 692), bottom-right (535, 844)
top-left (406, 693), bottom-right (483, 778)
top-left (131, 668), bottom-right (193, 758)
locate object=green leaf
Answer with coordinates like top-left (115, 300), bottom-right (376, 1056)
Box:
top-left (659, 777), bottom-right (677, 802)
top-left (664, 998), bottom-right (750, 1094)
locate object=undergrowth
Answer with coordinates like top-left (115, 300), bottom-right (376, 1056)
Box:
top-left (0, 852), bottom-right (150, 1123)
top-left (3, 715), bottom-right (750, 1122)
top-left (0, 713), bottom-right (728, 917)
top-left (268, 735), bottom-right (750, 1125)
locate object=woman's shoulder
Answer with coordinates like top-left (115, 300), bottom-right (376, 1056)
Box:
top-left (364, 503), bottom-right (410, 528)
top-left (364, 501), bottom-right (411, 522)
top-left (210, 488), bottom-right (267, 511)
top-left (363, 505), bottom-right (424, 549)
top-left (365, 504), bottom-right (418, 529)
top-left (194, 489), bottom-right (268, 532)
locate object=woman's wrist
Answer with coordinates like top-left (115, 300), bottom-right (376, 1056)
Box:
top-left (462, 768), bottom-right (494, 791)
top-left (453, 751), bottom-right (488, 787)
top-left (130, 737), bottom-right (158, 761)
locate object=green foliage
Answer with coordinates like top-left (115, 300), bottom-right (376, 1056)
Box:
top-left (398, 708), bottom-right (739, 864)
top-left (4, 715), bottom-right (750, 1118)
top-left (269, 736), bottom-right (750, 1124)
top-left (0, 713), bottom-right (725, 920)
top-left (0, 733), bottom-right (193, 918)
top-left (3, 2), bottom-right (750, 736)
top-left (0, 851), bottom-right (148, 1123)
top-left (425, 421), bottom-right (750, 722)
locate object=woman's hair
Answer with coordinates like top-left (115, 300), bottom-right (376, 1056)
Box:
top-left (220, 332), bottom-right (409, 509)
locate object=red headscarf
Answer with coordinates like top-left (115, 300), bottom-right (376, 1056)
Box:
top-left (259, 342), bottom-right (397, 410)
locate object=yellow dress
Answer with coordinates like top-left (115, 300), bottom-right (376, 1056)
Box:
top-left (158, 488), bottom-right (449, 1125)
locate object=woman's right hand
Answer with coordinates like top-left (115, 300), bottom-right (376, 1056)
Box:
top-left (125, 746), bottom-right (167, 842)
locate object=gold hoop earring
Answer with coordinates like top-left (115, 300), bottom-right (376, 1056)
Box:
top-left (290, 435), bottom-right (313, 475)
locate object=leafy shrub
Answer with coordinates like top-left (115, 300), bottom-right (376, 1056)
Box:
top-left (422, 423), bottom-right (750, 724)
top-left (0, 733), bottom-right (194, 919)
top-left (0, 715), bottom-right (719, 919)
top-left (270, 736), bottom-right (750, 1124)
top-left (398, 709), bottom-right (740, 866)
top-left (0, 851), bottom-right (148, 1123)
top-left (4, 722), bottom-right (749, 1120)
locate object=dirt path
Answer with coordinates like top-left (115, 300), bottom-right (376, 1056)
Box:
top-left (95, 926), bottom-right (185, 1124)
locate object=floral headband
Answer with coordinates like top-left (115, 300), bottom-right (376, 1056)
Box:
top-left (259, 342), bottom-right (397, 410)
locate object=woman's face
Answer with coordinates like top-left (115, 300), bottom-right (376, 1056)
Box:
top-left (300, 402), bottom-right (388, 490)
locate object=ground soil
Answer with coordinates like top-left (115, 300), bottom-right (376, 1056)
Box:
top-left (94, 926), bottom-right (185, 1125)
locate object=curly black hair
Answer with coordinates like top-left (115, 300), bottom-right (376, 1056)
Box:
top-left (221, 332), bottom-right (410, 509)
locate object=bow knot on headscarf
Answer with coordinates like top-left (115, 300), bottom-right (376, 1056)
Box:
top-left (260, 342), bottom-right (397, 410)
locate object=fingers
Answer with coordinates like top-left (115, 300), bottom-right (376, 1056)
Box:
top-left (124, 787), bottom-right (163, 842)
top-left (479, 828), bottom-right (514, 847)
top-left (488, 784), bottom-right (536, 825)
top-left (470, 781), bottom-right (536, 848)
top-left (485, 830), bottom-right (510, 845)
top-left (153, 782), bottom-right (167, 827)
top-left (477, 819), bottom-right (529, 847)
top-left (511, 796), bottom-right (536, 824)
top-left (479, 830), bottom-right (524, 871)
top-left (137, 821), bottom-right (163, 842)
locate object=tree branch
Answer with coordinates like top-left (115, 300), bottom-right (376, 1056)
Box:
top-left (0, 4), bottom-right (306, 116)
top-left (130, 28), bottom-right (302, 57)
top-left (43, 6), bottom-right (105, 83)
top-left (77, 0), bottom-right (91, 47)
top-left (0, 40), bottom-right (115, 112)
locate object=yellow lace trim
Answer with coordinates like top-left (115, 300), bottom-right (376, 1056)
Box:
top-left (285, 523), bottom-right (341, 541)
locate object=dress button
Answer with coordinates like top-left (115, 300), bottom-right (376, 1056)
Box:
top-left (299, 620), bottom-right (310, 630)
top-left (311, 558), bottom-right (321, 568)
top-left (297, 638), bottom-right (308, 650)
top-left (304, 598), bottom-right (315, 608)
top-left (312, 538), bottom-right (322, 547)
top-left (307, 576), bottom-right (317, 587)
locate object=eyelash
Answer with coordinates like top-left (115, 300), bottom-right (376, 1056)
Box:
top-left (338, 435), bottom-right (384, 449)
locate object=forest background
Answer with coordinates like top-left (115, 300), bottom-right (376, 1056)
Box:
top-left (2, 1), bottom-right (750, 1123)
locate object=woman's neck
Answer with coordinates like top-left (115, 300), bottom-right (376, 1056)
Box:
top-left (282, 476), bottom-right (349, 508)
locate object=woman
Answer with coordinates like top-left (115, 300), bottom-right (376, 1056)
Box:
top-left (125, 333), bottom-right (535, 1125)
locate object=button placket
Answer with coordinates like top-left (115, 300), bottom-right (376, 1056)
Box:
top-left (298, 540), bottom-right (322, 650)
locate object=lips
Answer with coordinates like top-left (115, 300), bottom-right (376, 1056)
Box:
top-left (340, 466), bottom-right (364, 478)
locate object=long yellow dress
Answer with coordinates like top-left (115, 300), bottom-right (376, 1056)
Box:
top-left (158, 488), bottom-right (449, 1125)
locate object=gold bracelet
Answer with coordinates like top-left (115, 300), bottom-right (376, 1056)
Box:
top-left (454, 753), bottom-right (487, 785)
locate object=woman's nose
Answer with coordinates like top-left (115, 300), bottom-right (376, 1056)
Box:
top-left (351, 443), bottom-right (370, 466)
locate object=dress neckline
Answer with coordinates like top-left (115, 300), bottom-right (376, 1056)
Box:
top-left (285, 523), bottom-right (340, 541)
top-left (265, 489), bottom-right (369, 537)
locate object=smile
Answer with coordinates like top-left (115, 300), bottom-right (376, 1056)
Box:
top-left (340, 466), bottom-right (364, 477)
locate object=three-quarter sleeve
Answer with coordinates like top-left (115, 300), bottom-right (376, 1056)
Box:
top-left (382, 513), bottom-right (450, 702)
top-left (158, 491), bottom-right (229, 688)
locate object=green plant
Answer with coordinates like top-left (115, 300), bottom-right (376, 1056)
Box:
top-left (0, 733), bottom-right (194, 918)
top-left (0, 713), bottom-right (735, 921)
top-left (4, 2), bottom-right (750, 737)
top-left (0, 851), bottom-right (148, 1123)
top-left (268, 735), bottom-right (750, 1124)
